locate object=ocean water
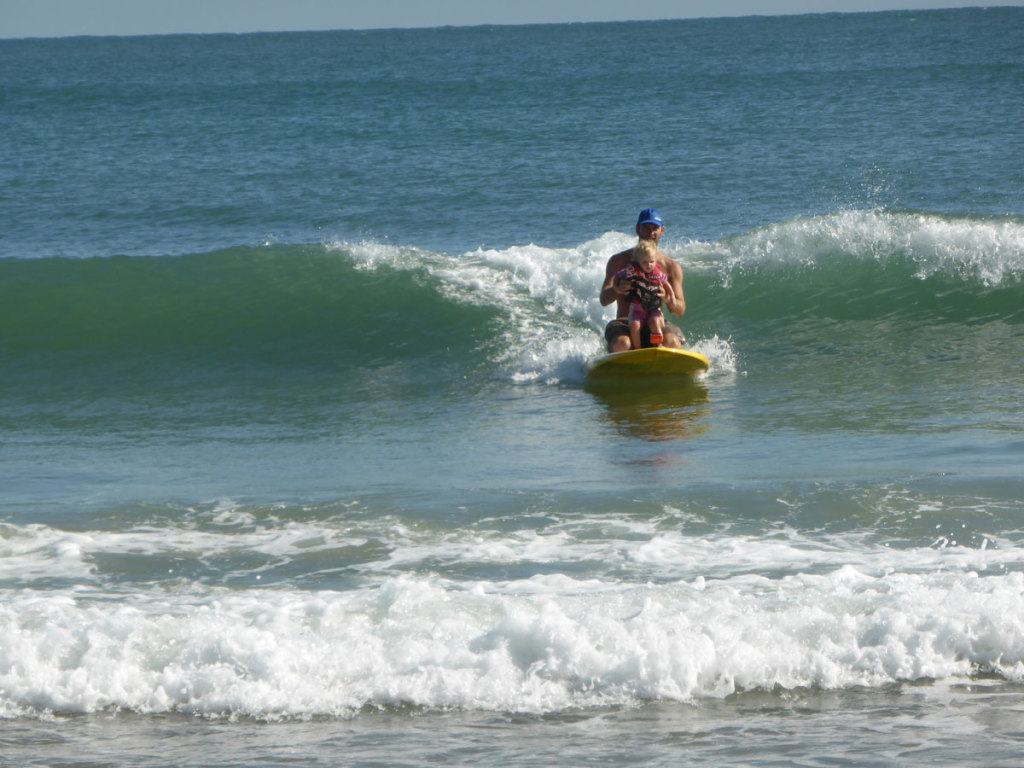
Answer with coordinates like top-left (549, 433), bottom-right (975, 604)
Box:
top-left (2, 8), bottom-right (1023, 767)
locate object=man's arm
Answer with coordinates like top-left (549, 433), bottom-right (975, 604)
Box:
top-left (661, 257), bottom-right (686, 317)
top-left (600, 251), bottom-right (631, 308)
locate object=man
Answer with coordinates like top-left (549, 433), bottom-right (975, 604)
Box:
top-left (599, 208), bottom-right (686, 352)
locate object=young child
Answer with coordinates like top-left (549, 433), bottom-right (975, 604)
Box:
top-left (616, 239), bottom-right (674, 348)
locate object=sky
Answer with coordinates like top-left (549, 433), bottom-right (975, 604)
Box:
top-left (1, 0), bottom-right (1020, 38)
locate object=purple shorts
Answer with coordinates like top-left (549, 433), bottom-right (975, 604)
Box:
top-left (628, 303), bottom-right (663, 327)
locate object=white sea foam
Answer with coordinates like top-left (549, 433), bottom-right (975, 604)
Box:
top-left (709, 209), bottom-right (1024, 286)
top-left (2, 560), bottom-right (1023, 719)
top-left (0, 524), bottom-right (95, 583)
top-left (5, 499), bottom-right (1021, 592)
top-left (3, 502), bottom-right (1024, 719)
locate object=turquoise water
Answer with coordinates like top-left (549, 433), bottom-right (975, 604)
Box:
top-left (2, 9), bottom-right (1024, 767)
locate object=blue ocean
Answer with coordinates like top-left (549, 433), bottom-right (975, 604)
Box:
top-left (2, 8), bottom-right (1023, 767)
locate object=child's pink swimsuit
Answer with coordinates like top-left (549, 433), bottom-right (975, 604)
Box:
top-left (617, 263), bottom-right (667, 327)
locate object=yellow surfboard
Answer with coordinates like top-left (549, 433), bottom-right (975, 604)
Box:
top-left (585, 347), bottom-right (709, 380)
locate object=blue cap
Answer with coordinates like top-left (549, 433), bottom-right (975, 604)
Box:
top-left (637, 208), bottom-right (664, 227)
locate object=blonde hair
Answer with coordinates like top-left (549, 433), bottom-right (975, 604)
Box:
top-left (633, 239), bottom-right (658, 260)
